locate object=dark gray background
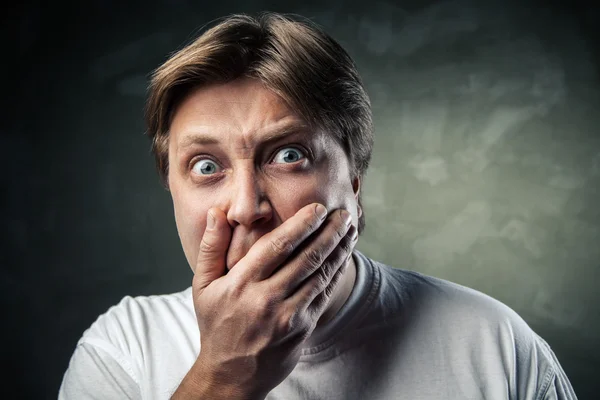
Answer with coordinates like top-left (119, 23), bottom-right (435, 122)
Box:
top-left (2, 0), bottom-right (598, 398)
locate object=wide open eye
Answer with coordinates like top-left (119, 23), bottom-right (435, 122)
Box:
top-left (272, 147), bottom-right (305, 164)
top-left (191, 159), bottom-right (221, 175)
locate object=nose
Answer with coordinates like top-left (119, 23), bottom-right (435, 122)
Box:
top-left (226, 165), bottom-right (272, 228)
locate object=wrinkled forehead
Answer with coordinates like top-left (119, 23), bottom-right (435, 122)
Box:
top-left (168, 79), bottom-right (331, 152)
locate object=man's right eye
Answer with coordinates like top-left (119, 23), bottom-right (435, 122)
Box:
top-left (192, 159), bottom-right (221, 175)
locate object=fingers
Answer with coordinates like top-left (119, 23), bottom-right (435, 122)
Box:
top-left (284, 223), bottom-right (357, 316)
top-left (230, 203), bottom-right (330, 284)
top-left (307, 241), bottom-right (354, 317)
top-left (193, 207), bottom-right (232, 294)
top-left (271, 209), bottom-right (353, 299)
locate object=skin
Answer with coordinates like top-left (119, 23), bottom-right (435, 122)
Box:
top-left (167, 76), bottom-right (362, 327)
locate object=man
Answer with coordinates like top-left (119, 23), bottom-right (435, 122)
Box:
top-left (59, 12), bottom-right (577, 400)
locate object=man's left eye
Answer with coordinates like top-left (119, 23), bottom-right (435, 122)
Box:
top-left (272, 147), bottom-right (305, 164)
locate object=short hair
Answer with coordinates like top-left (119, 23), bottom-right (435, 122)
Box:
top-left (145, 12), bottom-right (374, 235)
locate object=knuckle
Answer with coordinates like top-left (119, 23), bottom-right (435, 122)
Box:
top-left (255, 292), bottom-right (279, 313)
top-left (340, 239), bottom-right (354, 254)
top-left (303, 247), bottom-right (323, 267)
top-left (317, 271), bottom-right (330, 290)
top-left (302, 215), bottom-right (320, 233)
top-left (321, 258), bottom-right (335, 275)
top-left (290, 311), bottom-right (310, 334)
top-left (276, 311), bottom-right (294, 335)
top-left (199, 237), bottom-right (218, 254)
top-left (270, 235), bottom-right (294, 256)
top-left (324, 281), bottom-right (336, 298)
top-left (228, 276), bottom-right (246, 297)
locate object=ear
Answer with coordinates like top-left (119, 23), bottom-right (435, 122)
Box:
top-left (352, 176), bottom-right (362, 218)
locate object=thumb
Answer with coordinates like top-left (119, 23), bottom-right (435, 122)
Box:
top-left (193, 207), bottom-right (231, 293)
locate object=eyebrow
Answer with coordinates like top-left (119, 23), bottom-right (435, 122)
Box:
top-left (177, 123), bottom-right (311, 152)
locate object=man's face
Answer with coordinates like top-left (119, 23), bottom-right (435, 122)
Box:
top-left (168, 77), bottom-right (361, 272)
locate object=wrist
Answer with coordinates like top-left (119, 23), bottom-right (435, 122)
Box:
top-left (172, 356), bottom-right (266, 400)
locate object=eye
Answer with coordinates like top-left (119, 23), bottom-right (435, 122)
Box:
top-left (272, 147), bottom-right (305, 164)
top-left (191, 159), bottom-right (221, 175)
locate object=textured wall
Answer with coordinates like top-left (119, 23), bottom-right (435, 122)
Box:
top-left (2, 0), bottom-right (598, 398)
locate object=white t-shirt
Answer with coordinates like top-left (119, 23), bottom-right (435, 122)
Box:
top-left (59, 250), bottom-right (578, 399)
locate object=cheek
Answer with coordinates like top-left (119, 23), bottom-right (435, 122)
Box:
top-left (172, 189), bottom-right (211, 257)
top-left (270, 176), bottom-right (330, 216)
top-left (181, 207), bottom-right (209, 240)
top-left (278, 176), bottom-right (354, 222)
top-left (320, 165), bottom-right (356, 209)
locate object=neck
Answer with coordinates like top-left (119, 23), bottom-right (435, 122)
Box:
top-left (315, 252), bottom-right (357, 328)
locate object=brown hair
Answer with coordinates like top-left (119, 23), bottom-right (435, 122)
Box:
top-left (145, 12), bottom-right (374, 235)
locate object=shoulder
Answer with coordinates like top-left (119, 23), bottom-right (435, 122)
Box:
top-left (60, 288), bottom-right (195, 399)
top-left (79, 287), bottom-right (195, 349)
top-left (369, 257), bottom-right (544, 362)
top-left (370, 258), bottom-right (575, 398)
top-left (372, 258), bottom-right (529, 330)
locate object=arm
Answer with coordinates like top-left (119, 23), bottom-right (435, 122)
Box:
top-left (59, 341), bottom-right (141, 400)
top-left (537, 337), bottom-right (578, 400)
top-left (541, 369), bottom-right (578, 400)
top-left (171, 356), bottom-right (265, 400)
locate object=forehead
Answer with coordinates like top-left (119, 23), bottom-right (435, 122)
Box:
top-left (172, 79), bottom-right (292, 127)
top-left (169, 78), bottom-right (328, 150)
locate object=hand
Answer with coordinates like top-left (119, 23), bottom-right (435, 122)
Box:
top-left (192, 203), bottom-right (357, 398)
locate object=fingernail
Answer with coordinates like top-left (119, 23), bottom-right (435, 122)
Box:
top-left (341, 210), bottom-right (352, 226)
top-left (207, 210), bottom-right (216, 229)
top-left (316, 204), bottom-right (328, 220)
top-left (350, 226), bottom-right (358, 241)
